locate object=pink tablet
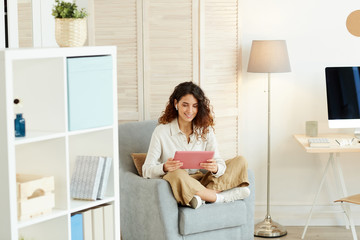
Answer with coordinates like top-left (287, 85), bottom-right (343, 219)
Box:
top-left (174, 151), bottom-right (215, 169)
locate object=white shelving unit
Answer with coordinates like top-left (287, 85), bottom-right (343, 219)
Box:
top-left (0, 46), bottom-right (120, 240)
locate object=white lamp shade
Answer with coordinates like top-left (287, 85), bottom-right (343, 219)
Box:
top-left (247, 40), bottom-right (291, 73)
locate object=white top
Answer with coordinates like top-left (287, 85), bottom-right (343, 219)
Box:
top-left (142, 118), bottom-right (226, 179)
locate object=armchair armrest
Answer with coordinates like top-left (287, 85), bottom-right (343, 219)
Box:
top-left (241, 169), bottom-right (255, 239)
top-left (120, 171), bottom-right (181, 240)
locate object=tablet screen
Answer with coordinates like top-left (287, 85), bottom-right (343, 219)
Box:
top-left (174, 151), bottom-right (215, 169)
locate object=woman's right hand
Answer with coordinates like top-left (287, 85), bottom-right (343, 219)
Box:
top-left (163, 158), bottom-right (183, 172)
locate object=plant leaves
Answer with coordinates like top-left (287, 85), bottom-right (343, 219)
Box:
top-left (52, 0), bottom-right (87, 19)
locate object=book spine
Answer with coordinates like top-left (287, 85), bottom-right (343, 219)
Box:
top-left (71, 213), bottom-right (84, 240)
top-left (82, 209), bottom-right (93, 240)
top-left (90, 157), bottom-right (105, 200)
top-left (103, 204), bottom-right (114, 240)
top-left (97, 157), bottom-right (112, 200)
top-left (92, 207), bottom-right (104, 240)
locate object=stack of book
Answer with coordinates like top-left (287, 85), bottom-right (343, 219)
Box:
top-left (70, 156), bottom-right (112, 200)
top-left (71, 204), bottom-right (114, 240)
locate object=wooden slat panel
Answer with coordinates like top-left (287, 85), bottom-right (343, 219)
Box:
top-left (215, 116), bottom-right (238, 159)
top-left (91, 0), bottom-right (240, 160)
top-left (93, 0), bottom-right (141, 121)
top-left (18, 1), bottom-right (33, 48)
top-left (143, 0), bottom-right (194, 120)
top-left (200, 0), bottom-right (239, 157)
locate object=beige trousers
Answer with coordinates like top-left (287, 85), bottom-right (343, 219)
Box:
top-left (162, 156), bottom-right (249, 206)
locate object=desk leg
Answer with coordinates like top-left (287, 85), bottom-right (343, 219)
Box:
top-left (332, 156), bottom-right (350, 229)
top-left (301, 153), bottom-right (333, 239)
top-left (333, 156), bottom-right (348, 196)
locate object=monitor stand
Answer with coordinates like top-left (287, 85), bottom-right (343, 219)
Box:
top-left (355, 128), bottom-right (360, 139)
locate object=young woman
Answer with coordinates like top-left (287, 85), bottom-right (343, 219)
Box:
top-left (142, 81), bottom-right (250, 209)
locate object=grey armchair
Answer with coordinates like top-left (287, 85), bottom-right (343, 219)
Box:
top-left (119, 120), bottom-right (255, 240)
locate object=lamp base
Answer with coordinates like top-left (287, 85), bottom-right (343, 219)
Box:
top-left (254, 216), bottom-right (287, 238)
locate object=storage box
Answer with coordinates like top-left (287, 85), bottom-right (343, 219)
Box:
top-left (67, 56), bottom-right (113, 131)
top-left (16, 174), bottom-right (55, 221)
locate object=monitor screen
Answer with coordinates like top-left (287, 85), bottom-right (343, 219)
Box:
top-left (325, 66), bottom-right (360, 128)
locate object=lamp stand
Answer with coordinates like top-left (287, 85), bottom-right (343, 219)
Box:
top-left (254, 73), bottom-right (287, 238)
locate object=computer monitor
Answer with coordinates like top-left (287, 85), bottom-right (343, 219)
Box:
top-left (325, 66), bottom-right (360, 138)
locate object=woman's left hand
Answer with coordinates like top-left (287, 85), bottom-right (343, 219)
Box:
top-left (200, 159), bottom-right (218, 174)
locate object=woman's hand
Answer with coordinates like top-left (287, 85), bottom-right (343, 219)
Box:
top-left (200, 159), bottom-right (218, 174)
top-left (163, 158), bottom-right (183, 172)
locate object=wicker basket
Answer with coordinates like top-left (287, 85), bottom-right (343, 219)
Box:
top-left (55, 18), bottom-right (87, 47)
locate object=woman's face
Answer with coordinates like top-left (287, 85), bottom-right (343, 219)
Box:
top-left (175, 94), bottom-right (198, 124)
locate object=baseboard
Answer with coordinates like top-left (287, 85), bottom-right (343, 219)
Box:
top-left (254, 203), bottom-right (360, 226)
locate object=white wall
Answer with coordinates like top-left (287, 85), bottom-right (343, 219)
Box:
top-left (240, 0), bottom-right (360, 225)
top-left (35, 0), bottom-right (88, 47)
top-left (35, 0), bottom-right (56, 47)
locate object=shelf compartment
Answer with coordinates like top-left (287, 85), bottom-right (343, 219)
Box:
top-left (12, 58), bottom-right (66, 133)
top-left (68, 129), bottom-right (114, 162)
top-left (18, 215), bottom-right (69, 240)
top-left (68, 129), bottom-right (115, 203)
top-left (17, 209), bottom-right (68, 229)
top-left (16, 138), bottom-right (68, 211)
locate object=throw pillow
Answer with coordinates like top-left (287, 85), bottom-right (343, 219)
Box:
top-left (131, 153), bottom-right (147, 176)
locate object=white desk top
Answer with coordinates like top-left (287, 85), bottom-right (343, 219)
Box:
top-left (294, 134), bottom-right (360, 153)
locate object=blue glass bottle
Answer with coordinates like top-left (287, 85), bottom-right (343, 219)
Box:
top-left (15, 113), bottom-right (26, 137)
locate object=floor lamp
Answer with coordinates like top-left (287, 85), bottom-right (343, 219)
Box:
top-left (247, 40), bottom-right (291, 238)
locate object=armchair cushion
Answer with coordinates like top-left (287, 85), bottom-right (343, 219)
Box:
top-left (131, 153), bottom-right (147, 176)
top-left (179, 200), bottom-right (247, 235)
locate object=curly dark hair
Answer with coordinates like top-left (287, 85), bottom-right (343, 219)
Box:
top-left (158, 81), bottom-right (214, 139)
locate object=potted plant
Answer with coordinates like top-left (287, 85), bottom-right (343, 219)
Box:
top-left (52, 0), bottom-right (88, 47)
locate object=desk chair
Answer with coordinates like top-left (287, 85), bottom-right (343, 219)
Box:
top-left (334, 194), bottom-right (360, 240)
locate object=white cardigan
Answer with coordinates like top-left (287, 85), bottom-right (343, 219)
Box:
top-left (142, 118), bottom-right (226, 179)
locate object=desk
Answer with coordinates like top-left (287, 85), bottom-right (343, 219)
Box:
top-left (294, 134), bottom-right (360, 240)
